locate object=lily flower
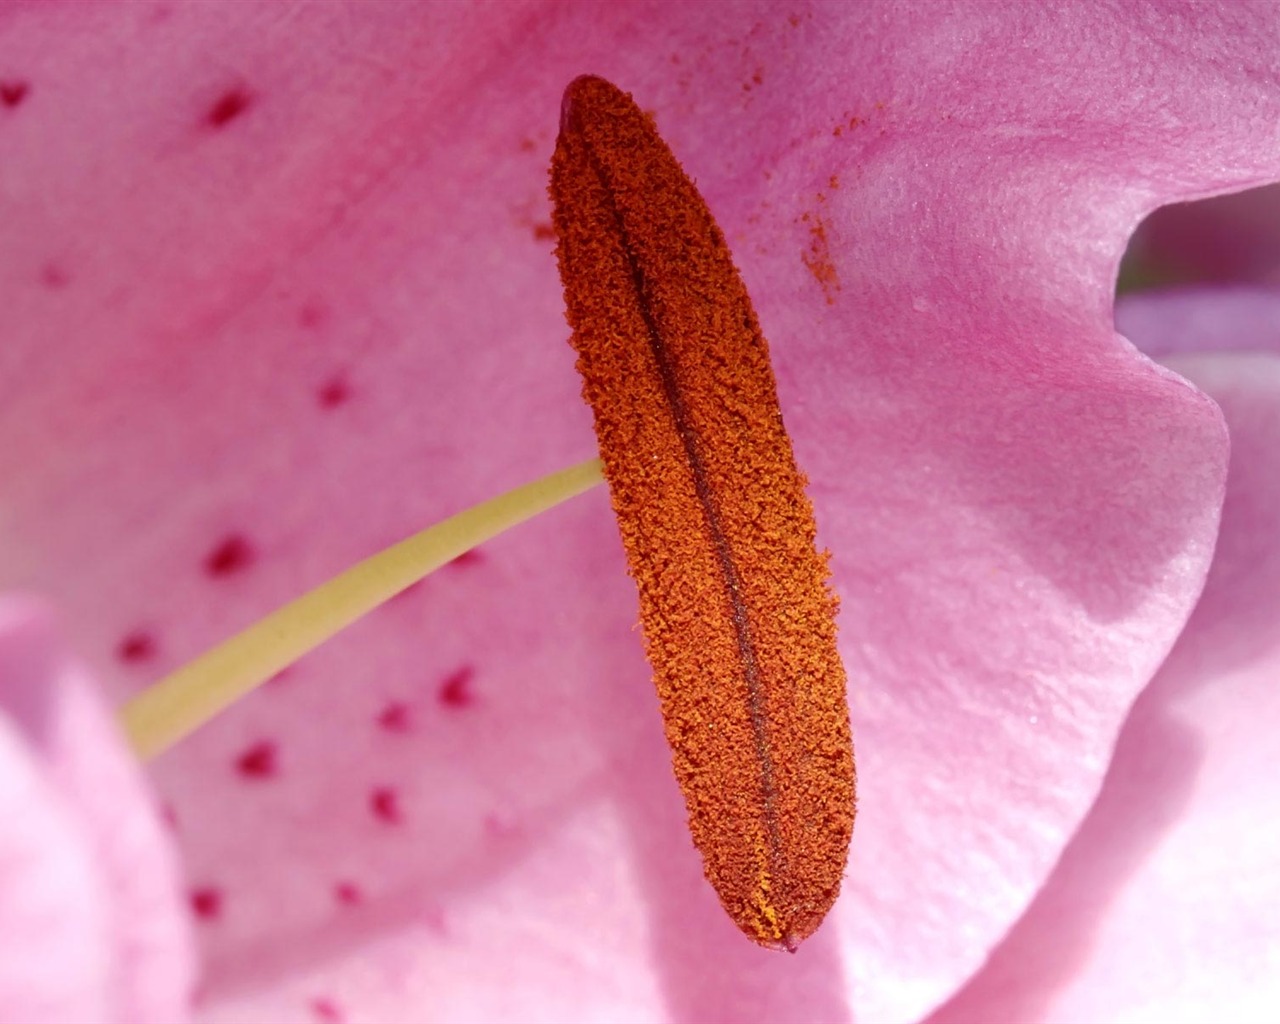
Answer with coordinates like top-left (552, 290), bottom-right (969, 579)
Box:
top-left (1, 2), bottom-right (1277, 1021)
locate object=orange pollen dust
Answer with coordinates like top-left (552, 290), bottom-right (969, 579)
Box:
top-left (549, 74), bottom-right (856, 950)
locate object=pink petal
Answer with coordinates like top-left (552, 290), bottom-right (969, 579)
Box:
top-left (928, 330), bottom-right (1280, 1021)
top-left (0, 598), bottom-right (194, 1023)
top-left (1, 4), bottom-right (1275, 1022)
top-left (1118, 285), bottom-right (1280, 357)
top-left (1128, 183), bottom-right (1280, 286)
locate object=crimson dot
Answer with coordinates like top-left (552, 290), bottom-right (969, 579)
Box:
top-left (40, 263), bottom-right (69, 289)
top-left (334, 881), bottom-right (362, 906)
top-left (438, 666), bottom-right (475, 709)
top-left (309, 997), bottom-right (343, 1023)
top-left (205, 533), bottom-right (255, 577)
top-left (298, 303), bottom-right (326, 329)
top-left (118, 630), bottom-right (157, 663)
top-left (370, 787), bottom-right (401, 824)
top-left (235, 740), bottom-right (278, 779)
top-left (0, 81), bottom-right (29, 108)
top-left (377, 702), bottom-right (410, 733)
top-left (206, 87), bottom-right (252, 129)
top-left (190, 887), bottom-right (223, 921)
top-left (448, 549), bottom-right (484, 569)
top-left (317, 375), bottom-right (350, 409)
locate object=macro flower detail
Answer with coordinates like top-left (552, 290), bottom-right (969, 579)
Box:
top-left (2, 2), bottom-right (1279, 1022)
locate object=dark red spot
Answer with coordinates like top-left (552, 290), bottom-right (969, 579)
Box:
top-left (438, 665), bottom-right (475, 709)
top-left (205, 534), bottom-right (255, 577)
top-left (205, 87), bottom-right (252, 129)
top-left (298, 303), bottom-right (327, 329)
top-left (370, 787), bottom-right (401, 824)
top-left (333, 881), bottom-right (363, 906)
top-left (267, 666), bottom-right (293, 687)
top-left (40, 263), bottom-right (69, 289)
top-left (190, 887), bottom-right (223, 921)
top-left (448, 548), bottom-right (484, 569)
top-left (235, 740), bottom-right (278, 779)
top-left (118, 629), bottom-right (157, 663)
top-left (1, 81), bottom-right (29, 108)
top-left (317, 375), bottom-right (350, 409)
top-left (533, 222), bottom-right (556, 242)
top-left (377, 702), bottom-right (411, 733)
top-left (309, 997), bottom-right (344, 1023)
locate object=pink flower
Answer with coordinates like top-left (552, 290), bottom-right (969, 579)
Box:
top-left (0, 599), bottom-right (192, 1022)
top-left (1, 2), bottom-right (1277, 1021)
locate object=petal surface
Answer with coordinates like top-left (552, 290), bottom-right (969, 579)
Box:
top-left (0, 598), bottom-right (194, 1023)
top-left (929, 294), bottom-right (1280, 1021)
top-left (0, 3), bottom-right (1275, 1023)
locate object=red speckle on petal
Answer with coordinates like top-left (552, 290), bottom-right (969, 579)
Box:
top-left (533, 222), bottom-right (556, 242)
top-left (117, 629), bottom-right (157, 663)
top-left (309, 998), bottom-right (344, 1023)
top-left (377, 702), bottom-right (411, 733)
top-left (1, 81), bottom-right (29, 108)
top-left (334, 881), bottom-right (363, 906)
top-left (40, 263), bottom-right (69, 289)
top-left (448, 548), bottom-right (484, 569)
top-left (235, 740), bottom-right (278, 779)
top-left (205, 533), bottom-right (255, 577)
top-left (161, 803), bottom-right (179, 831)
top-left (298, 303), bottom-right (327, 329)
top-left (205, 87), bottom-right (253, 129)
top-left (370, 787), bottom-right (401, 824)
top-left (438, 665), bottom-right (475, 709)
top-left (318, 375), bottom-right (351, 409)
top-left (190, 887), bottom-right (223, 921)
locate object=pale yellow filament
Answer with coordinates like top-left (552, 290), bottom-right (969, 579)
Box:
top-left (121, 458), bottom-right (605, 760)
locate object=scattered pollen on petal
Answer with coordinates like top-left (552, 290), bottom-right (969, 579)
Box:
top-left (437, 665), bottom-right (475, 709)
top-left (205, 533), bottom-right (256, 577)
top-left (550, 75), bottom-right (855, 949)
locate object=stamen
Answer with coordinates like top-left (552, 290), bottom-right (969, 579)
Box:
top-left (121, 458), bottom-right (604, 760)
top-left (550, 76), bottom-right (855, 949)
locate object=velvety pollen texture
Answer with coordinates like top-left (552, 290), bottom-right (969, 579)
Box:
top-left (4, 2), bottom-right (1280, 1023)
top-left (550, 75), bottom-right (854, 949)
